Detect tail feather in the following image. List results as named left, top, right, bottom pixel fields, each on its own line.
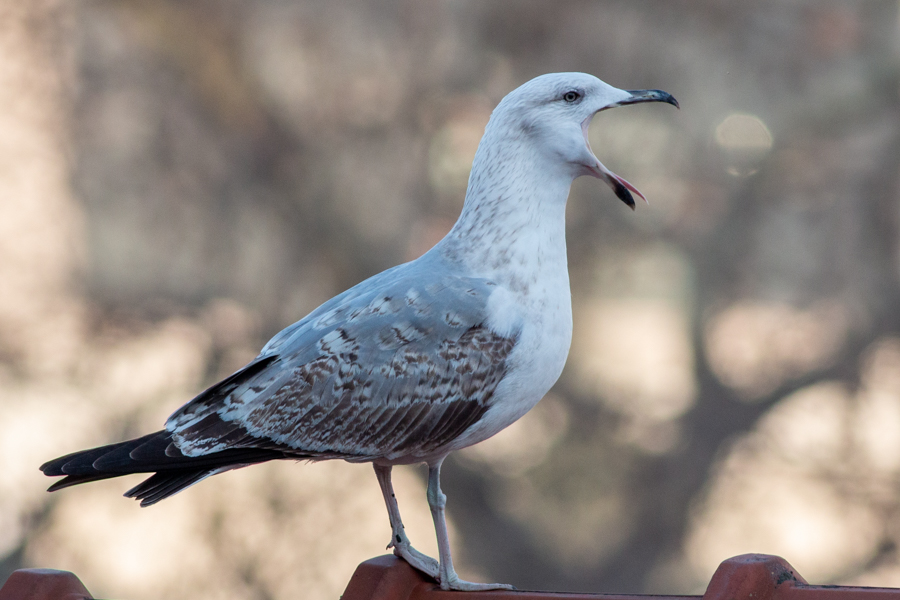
left=41, top=429, right=294, bottom=505
left=124, top=470, right=216, bottom=506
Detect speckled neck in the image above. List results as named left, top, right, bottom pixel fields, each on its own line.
left=435, top=132, right=574, bottom=294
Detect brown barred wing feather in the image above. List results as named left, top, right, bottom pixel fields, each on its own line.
left=167, top=273, right=520, bottom=462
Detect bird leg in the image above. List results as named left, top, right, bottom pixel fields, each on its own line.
left=373, top=463, right=440, bottom=579
left=426, top=458, right=515, bottom=591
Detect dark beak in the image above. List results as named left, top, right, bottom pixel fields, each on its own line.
left=616, top=89, right=679, bottom=109
left=593, top=88, right=678, bottom=209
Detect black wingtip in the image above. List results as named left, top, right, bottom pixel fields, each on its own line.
left=46, top=472, right=122, bottom=492
left=46, top=478, right=74, bottom=493
left=40, top=454, right=75, bottom=476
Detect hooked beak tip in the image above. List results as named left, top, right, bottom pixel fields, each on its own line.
left=619, top=89, right=679, bottom=110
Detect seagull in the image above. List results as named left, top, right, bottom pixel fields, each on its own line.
left=41, top=73, right=677, bottom=591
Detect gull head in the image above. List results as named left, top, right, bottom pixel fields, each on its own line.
left=485, top=72, right=678, bottom=209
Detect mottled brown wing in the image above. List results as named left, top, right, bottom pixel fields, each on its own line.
left=167, top=272, right=520, bottom=461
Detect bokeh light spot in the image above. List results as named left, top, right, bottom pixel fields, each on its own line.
left=715, top=113, right=773, bottom=151
left=715, top=113, right=774, bottom=177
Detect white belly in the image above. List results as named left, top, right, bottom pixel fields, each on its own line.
left=447, top=278, right=573, bottom=452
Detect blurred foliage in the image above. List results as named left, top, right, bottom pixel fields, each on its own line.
left=3, top=0, right=900, bottom=598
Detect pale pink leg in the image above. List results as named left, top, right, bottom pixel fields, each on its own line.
left=426, top=458, right=515, bottom=591
left=374, top=463, right=440, bottom=579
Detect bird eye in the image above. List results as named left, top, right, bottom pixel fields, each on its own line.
left=562, top=90, right=581, bottom=103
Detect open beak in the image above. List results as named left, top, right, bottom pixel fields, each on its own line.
left=583, top=89, right=679, bottom=210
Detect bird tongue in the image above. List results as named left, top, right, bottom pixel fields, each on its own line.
left=581, top=118, right=646, bottom=211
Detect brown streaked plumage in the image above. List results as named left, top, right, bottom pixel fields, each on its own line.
left=41, top=73, right=677, bottom=591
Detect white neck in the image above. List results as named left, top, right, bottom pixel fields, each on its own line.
left=435, top=132, right=574, bottom=295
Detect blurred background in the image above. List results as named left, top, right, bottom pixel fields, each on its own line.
left=3, top=0, right=900, bottom=598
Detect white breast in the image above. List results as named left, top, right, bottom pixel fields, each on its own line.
left=449, top=252, right=573, bottom=451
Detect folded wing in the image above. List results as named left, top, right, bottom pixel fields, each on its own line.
left=168, top=271, right=519, bottom=462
